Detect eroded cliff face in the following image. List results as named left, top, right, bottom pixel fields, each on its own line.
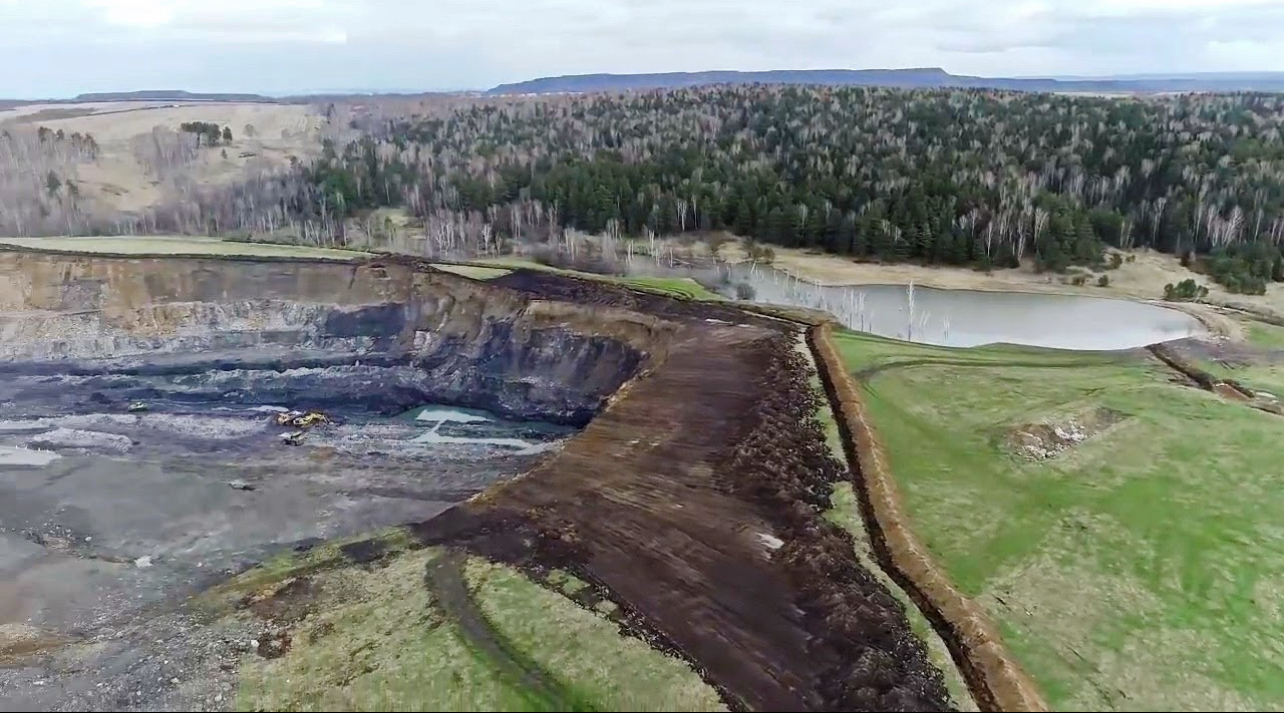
left=0, top=250, right=665, bottom=424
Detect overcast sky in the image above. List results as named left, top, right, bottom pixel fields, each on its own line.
left=2, top=0, right=1283, bottom=97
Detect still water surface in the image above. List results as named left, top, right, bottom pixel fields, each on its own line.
left=729, top=266, right=1205, bottom=350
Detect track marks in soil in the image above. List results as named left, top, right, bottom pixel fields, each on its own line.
left=425, top=550, right=590, bottom=712
left=413, top=273, right=953, bottom=712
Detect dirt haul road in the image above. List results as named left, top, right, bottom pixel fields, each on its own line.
left=413, top=271, right=953, bottom=712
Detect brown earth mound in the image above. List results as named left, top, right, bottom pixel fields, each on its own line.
left=411, top=271, right=953, bottom=712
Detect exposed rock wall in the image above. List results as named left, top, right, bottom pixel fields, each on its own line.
left=0, top=250, right=661, bottom=425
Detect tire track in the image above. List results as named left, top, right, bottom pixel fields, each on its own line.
left=424, top=550, right=592, bottom=712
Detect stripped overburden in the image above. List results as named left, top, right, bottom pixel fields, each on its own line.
left=809, top=323, right=1048, bottom=713
left=411, top=272, right=953, bottom=712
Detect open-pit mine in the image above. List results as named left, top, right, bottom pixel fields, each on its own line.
left=0, top=245, right=1002, bottom=712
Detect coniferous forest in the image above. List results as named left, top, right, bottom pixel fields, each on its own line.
left=187, top=86, right=1284, bottom=292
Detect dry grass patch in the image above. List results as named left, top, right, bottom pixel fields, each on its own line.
left=9, top=102, right=324, bottom=214
left=431, top=263, right=514, bottom=280
left=0, top=236, right=364, bottom=260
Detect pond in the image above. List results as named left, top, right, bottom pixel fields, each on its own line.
left=728, top=265, right=1206, bottom=351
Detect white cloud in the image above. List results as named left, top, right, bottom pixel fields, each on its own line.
left=74, top=0, right=347, bottom=40
left=0, top=0, right=1282, bottom=97
left=79, top=0, right=175, bottom=28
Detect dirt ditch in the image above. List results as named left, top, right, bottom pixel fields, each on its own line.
left=810, top=323, right=1048, bottom=713
left=1147, top=342, right=1283, bottom=415
left=410, top=273, right=953, bottom=712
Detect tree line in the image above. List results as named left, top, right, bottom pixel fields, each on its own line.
left=0, top=126, right=97, bottom=235
left=263, top=86, right=1284, bottom=291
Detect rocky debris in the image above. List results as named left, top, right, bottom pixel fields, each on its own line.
left=1005, top=407, right=1126, bottom=460
left=238, top=577, right=319, bottom=629
left=0, top=608, right=254, bottom=712
left=128, top=402, right=149, bottom=413
left=274, top=410, right=331, bottom=429
left=227, top=480, right=255, bottom=491
left=27, top=428, right=134, bottom=454
left=134, top=556, right=154, bottom=568
left=0, top=624, right=61, bottom=660
left=254, top=629, right=292, bottom=660
left=23, top=525, right=83, bottom=553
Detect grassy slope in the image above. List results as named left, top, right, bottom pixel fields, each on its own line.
left=1247, top=321, right=1284, bottom=350
left=468, top=257, right=724, bottom=300
left=1194, top=320, right=1284, bottom=397
left=467, top=559, right=723, bottom=712
left=431, top=263, right=515, bottom=280
left=225, top=538, right=721, bottom=712
left=833, top=330, right=1284, bottom=711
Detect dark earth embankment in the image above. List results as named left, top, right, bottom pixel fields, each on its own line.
left=412, top=272, right=953, bottom=712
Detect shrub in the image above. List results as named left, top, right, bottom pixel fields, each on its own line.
left=748, top=244, right=776, bottom=264
left=1164, top=279, right=1209, bottom=302
left=1206, top=243, right=1281, bottom=294
left=704, top=233, right=732, bottom=257
left=1108, top=253, right=1123, bottom=270
left=1097, top=274, right=1110, bottom=287
left=735, top=282, right=757, bottom=301
left=1071, top=275, right=1087, bottom=286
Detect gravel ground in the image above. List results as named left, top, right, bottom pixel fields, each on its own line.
left=0, top=383, right=563, bottom=711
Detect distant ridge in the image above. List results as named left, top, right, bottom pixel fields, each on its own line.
left=488, top=68, right=1284, bottom=95
left=72, top=90, right=276, bottom=103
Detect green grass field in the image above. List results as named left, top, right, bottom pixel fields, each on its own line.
left=431, top=263, right=515, bottom=280
left=225, top=538, right=721, bottom=712
left=469, top=257, right=724, bottom=300
left=0, top=236, right=365, bottom=260
left=833, top=329, right=1284, bottom=711
left=1247, top=321, right=1284, bottom=350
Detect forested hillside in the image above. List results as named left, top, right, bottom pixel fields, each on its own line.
left=182, top=86, right=1284, bottom=291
